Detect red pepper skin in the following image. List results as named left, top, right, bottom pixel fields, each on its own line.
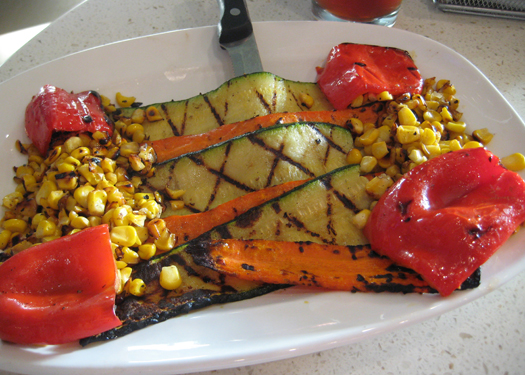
left=0, top=225, right=121, bottom=345
left=364, top=148, right=525, bottom=296
left=316, top=43, right=424, bottom=110
left=25, top=85, right=113, bottom=155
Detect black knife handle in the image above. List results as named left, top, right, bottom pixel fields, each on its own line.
left=218, top=0, right=253, bottom=44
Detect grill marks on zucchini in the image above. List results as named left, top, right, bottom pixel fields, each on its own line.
left=113, top=73, right=334, bottom=141
left=148, top=122, right=354, bottom=215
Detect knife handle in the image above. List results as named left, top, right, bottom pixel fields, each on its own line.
left=218, top=0, right=253, bottom=44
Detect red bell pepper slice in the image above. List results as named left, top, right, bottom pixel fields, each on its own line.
left=364, top=148, right=525, bottom=296
left=316, top=43, right=424, bottom=110
left=25, top=85, right=113, bottom=155
left=0, top=225, right=121, bottom=345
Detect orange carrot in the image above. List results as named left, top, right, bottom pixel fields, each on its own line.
left=165, top=180, right=307, bottom=247
left=151, top=106, right=383, bottom=163
left=186, top=239, right=437, bottom=293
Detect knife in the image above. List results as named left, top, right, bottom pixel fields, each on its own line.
left=217, top=0, right=263, bottom=76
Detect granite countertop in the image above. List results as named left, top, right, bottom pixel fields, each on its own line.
left=0, top=0, right=524, bottom=374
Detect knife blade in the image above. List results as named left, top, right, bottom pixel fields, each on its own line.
left=217, top=0, right=263, bottom=76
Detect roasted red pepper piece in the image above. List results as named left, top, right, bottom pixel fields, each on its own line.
left=25, top=85, right=113, bottom=155
left=364, top=148, right=525, bottom=296
left=0, top=225, right=121, bottom=345
left=316, top=43, right=424, bottom=110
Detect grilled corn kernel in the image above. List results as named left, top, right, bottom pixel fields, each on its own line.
left=139, top=199, right=161, bottom=219
left=154, top=229, right=176, bottom=252
left=371, top=141, right=389, bottom=160
left=444, top=121, right=467, bottom=134
left=360, top=156, right=377, bottom=173
left=159, top=265, right=182, bottom=290
left=423, top=110, right=442, bottom=123
left=36, top=219, right=56, bottom=239
left=128, top=278, right=146, bottom=297
left=0, top=230, right=12, bottom=249
left=346, top=148, right=363, bottom=165
left=120, top=142, right=140, bottom=157
left=352, top=209, right=371, bottom=230
left=45, top=146, right=62, bottom=165
left=396, top=126, right=420, bottom=144
left=420, top=128, right=437, bottom=145
left=358, top=128, right=380, bottom=146
left=116, top=92, right=136, bottom=108
left=63, top=136, right=84, bottom=154
left=348, top=118, right=364, bottom=134
left=398, top=106, right=418, bottom=126
left=299, top=93, right=314, bottom=109
left=22, top=174, right=39, bottom=192
left=365, top=174, right=394, bottom=199
left=126, top=123, right=144, bottom=138
left=3, top=219, right=28, bottom=233
left=74, top=185, right=95, bottom=208
left=129, top=154, right=146, bottom=172
left=449, top=139, right=462, bottom=151
left=501, top=153, right=525, bottom=171
left=377, top=91, right=393, bottom=101
left=138, top=243, right=156, bottom=260
left=350, top=94, right=364, bottom=108
left=146, top=106, right=163, bottom=122
left=472, top=128, right=494, bottom=144
left=463, top=141, right=483, bottom=149
left=87, top=189, right=108, bottom=216
left=147, top=218, right=166, bottom=239
left=112, top=206, right=132, bottom=226
left=121, top=247, right=140, bottom=265
left=115, top=260, right=128, bottom=269
left=169, top=200, right=185, bottom=211
left=71, top=215, right=90, bottom=229
left=55, top=171, right=79, bottom=190
left=131, top=108, right=145, bottom=124
left=118, top=267, right=133, bottom=294
left=440, top=107, right=454, bottom=122
left=111, top=226, right=138, bottom=247
left=408, top=149, right=428, bottom=165
left=70, top=146, right=91, bottom=160
left=165, top=188, right=185, bottom=200
left=135, top=226, right=149, bottom=244
left=3, top=191, right=24, bottom=209
left=47, top=190, right=65, bottom=210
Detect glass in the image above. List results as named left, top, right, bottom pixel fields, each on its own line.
left=312, top=0, right=403, bottom=27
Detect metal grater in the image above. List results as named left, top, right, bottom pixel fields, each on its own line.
left=434, top=0, right=525, bottom=20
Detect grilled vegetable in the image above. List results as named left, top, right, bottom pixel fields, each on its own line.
left=316, top=43, right=424, bottom=110
left=187, top=239, right=440, bottom=293
left=0, top=225, right=121, bottom=345
left=165, top=180, right=307, bottom=247
left=25, top=85, right=113, bottom=155
left=364, top=148, right=525, bottom=296
left=114, top=72, right=334, bottom=141
left=150, top=105, right=384, bottom=163
left=147, top=122, right=356, bottom=215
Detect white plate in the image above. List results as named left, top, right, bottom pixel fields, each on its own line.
left=0, top=21, right=524, bottom=375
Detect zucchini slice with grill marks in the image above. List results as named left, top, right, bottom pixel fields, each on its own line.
left=147, top=122, right=355, bottom=216
left=113, top=72, right=334, bottom=141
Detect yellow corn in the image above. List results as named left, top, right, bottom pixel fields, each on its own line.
left=131, top=108, right=145, bottom=124
left=111, top=226, right=138, bottom=247
left=63, top=137, right=84, bottom=154
left=116, top=92, right=136, bottom=108
left=159, top=265, right=182, bottom=290
left=445, top=121, right=467, bottom=133
left=165, top=188, right=185, bottom=200
left=463, top=141, right=483, bottom=149
left=358, top=128, right=380, bottom=146
left=70, top=215, right=90, bottom=229
left=47, top=190, right=65, bottom=210
left=346, top=148, right=363, bottom=165
left=398, top=106, right=418, bottom=126
left=365, top=174, right=394, bottom=199
left=36, top=219, right=57, bottom=239
left=408, top=149, right=428, bottom=165
left=472, top=128, right=494, bottom=144
left=87, top=189, right=108, bottom=216
left=169, top=200, right=185, bottom=211
left=371, top=141, right=389, bottom=160
left=351, top=209, right=371, bottom=230
left=74, top=185, right=95, bottom=208
left=0, top=230, right=12, bottom=249
left=377, top=91, right=393, bottom=101
left=299, top=93, right=314, bottom=108
left=396, top=126, right=420, bottom=144
left=3, top=191, right=24, bottom=210
left=3, top=219, right=28, bottom=233
left=121, top=247, right=140, bottom=265
left=501, top=153, right=525, bottom=171
left=146, top=106, right=163, bottom=122
left=350, top=95, right=364, bottom=108
left=118, top=267, right=133, bottom=294
left=360, top=156, right=377, bottom=173
left=128, top=278, right=146, bottom=296
left=138, top=243, right=156, bottom=260
left=154, top=228, right=176, bottom=252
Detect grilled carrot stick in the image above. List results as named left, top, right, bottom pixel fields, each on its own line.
left=186, top=238, right=436, bottom=293
left=164, top=180, right=307, bottom=247
left=151, top=106, right=382, bottom=163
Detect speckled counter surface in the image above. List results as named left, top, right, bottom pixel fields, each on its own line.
left=0, top=0, right=524, bottom=374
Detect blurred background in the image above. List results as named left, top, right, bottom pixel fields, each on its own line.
left=0, top=0, right=83, bottom=66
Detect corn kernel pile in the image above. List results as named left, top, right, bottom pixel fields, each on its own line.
left=0, top=94, right=184, bottom=298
